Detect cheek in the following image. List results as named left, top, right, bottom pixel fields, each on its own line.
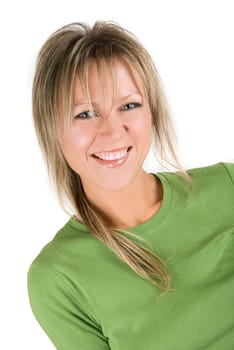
left=60, top=126, right=96, bottom=163
left=133, top=110, right=153, bottom=139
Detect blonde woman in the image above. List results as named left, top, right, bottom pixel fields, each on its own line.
left=27, top=21, right=234, bottom=349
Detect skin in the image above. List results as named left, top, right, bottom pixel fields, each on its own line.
left=60, top=60, right=163, bottom=228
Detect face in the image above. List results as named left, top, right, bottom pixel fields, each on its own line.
left=59, top=60, right=153, bottom=193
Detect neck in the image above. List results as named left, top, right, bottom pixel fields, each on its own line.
left=82, top=171, right=163, bottom=229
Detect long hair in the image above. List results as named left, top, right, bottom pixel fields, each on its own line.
left=32, top=21, right=190, bottom=294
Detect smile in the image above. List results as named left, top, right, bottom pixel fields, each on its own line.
left=92, top=147, right=131, bottom=160
left=91, top=147, right=132, bottom=168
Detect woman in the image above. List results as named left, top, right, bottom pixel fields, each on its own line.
left=27, top=21, right=234, bottom=349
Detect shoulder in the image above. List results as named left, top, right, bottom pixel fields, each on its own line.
left=27, top=216, right=116, bottom=293
left=28, top=218, right=103, bottom=273
left=160, top=161, right=234, bottom=190
left=187, top=162, right=234, bottom=197
left=187, top=162, right=234, bottom=183
left=156, top=162, right=234, bottom=233
left=158, top=162, right=234, bottom=214
left=27, top=218, right=103, bottom=320
left=27, top=229, right=106, bottom=348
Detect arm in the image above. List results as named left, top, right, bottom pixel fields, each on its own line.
left=27, top=263, right=110, bottom=350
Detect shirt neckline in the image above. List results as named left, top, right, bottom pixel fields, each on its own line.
left=68, top=172, right=172, bottom=235
left=126, top=172, right=172, bottom=234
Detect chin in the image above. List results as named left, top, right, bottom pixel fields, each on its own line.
left=91, top=173, right=133, bottom=192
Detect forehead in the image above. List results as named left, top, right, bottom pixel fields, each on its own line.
left=73, top=59, right=144, bottom=102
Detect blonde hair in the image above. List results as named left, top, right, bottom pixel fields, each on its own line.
left=32, top=21, right=190, bottom=294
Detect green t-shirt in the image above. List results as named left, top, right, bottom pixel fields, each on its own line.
left=27, top=162, right=234, bottom=350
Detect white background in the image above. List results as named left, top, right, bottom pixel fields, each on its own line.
left=0, top=0, right=233, bottom=349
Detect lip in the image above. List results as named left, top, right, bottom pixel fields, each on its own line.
left=91, top=146, right=132, bottom=168
left=92, top=146, right=131, bottom=155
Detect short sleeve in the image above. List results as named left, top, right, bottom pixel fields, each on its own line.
left=27, top=263, right=110, bottom=350
left=221, top=162, right=234, bottom=187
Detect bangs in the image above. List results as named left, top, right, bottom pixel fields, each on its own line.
left=59, top=54, right=148, bottom=133
left=44, top=27, right=152, bottom=137
left=57, top=56, right=118, bottom=134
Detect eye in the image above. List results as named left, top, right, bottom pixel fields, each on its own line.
left=120, top=102, right=141, bottom=111
left=74, top=110, right=97, bottom=120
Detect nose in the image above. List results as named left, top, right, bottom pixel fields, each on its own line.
left=98, top=111, right=128, bottom=140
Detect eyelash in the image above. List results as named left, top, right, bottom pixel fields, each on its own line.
left=120, top=102, right=141, bottom=111
left=74, top=111, right=97, bottom=120
left=74, top=102, right=141, bottom=120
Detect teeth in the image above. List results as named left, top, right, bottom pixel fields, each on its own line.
left=94, top=148, right=128, bottom=161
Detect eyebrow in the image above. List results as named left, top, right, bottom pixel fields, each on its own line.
left=73, top=91, right=143, bottom=108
